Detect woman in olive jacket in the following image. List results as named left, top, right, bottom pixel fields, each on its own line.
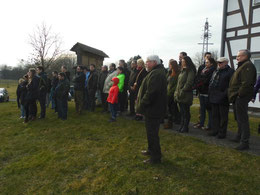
left=174, top=56, right=196, bottom=133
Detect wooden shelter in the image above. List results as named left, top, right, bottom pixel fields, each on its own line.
left=70, top=42, right=109, bottom=69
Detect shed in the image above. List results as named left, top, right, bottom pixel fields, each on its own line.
left=70, top=42, right=109, bottom=69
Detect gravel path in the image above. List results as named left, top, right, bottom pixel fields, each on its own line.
left=123, top=112, right=260, bottom=156
left=166, top=123, right=260, bottom=156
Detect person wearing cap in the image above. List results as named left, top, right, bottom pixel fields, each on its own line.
left=208, top=57, right=234, bottom=139
left=228, top=49, right=257, bottom=150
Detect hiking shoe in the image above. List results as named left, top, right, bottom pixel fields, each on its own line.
left=235, top=143, right=249, bottom=151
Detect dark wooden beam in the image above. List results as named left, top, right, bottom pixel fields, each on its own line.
left=225, top=32, right=260, bottom=41
left=227, top=9, right=241, bottom=15
left=238, top=0, right=247, bottom=26
left=226, top=22, right=260, bottom=32
left=227, top=40, right=235, bottom=69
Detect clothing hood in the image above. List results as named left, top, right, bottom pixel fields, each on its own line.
left=112, top=77, right=119, bottom=86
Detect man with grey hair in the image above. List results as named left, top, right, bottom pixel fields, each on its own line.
left=208, top=57, right=234, bottom=138
left=136, top=55, right=167, bottom=164
left=228, top=49, right=256, bottom=150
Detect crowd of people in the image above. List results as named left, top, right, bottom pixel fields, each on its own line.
left=16, top=49, right=258, bottom=164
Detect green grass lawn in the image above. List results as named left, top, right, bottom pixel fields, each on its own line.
left=0, top=101, right=260, bottom=194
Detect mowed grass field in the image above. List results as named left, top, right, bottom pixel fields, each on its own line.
left=0, top=80, right=260, bottom=194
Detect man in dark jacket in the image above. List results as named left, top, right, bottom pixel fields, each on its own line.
left=36, top=66, right=48, bottom=119
left=87, top=64, right=99, bottom=112
left=51, top=71, right=59, bottom=112
left=128, top=60, right=138, bottom=116
left=228, top=49, right=257, bottom=150
left=208, top=57, right=234, bottom=138
left=98, top=65, right=108, bottom=112
left=136, top=55, right=167, bottom=164
left=73, top=66, right=85, bottom=114
left=25, top=68, right=40, bottom=123
left=55, top=72, right=70, bottom=120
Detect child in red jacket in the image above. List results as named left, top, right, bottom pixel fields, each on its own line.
left=107, top=77, right=119, bottom=122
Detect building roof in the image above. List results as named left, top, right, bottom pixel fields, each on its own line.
left=70, top=42, right=109, bottom=58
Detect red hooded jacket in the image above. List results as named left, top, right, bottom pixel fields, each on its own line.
left=107, top=77, right=119, bottom=104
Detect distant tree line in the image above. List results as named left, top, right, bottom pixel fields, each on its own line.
left=0, top=54, right=77, bottom=80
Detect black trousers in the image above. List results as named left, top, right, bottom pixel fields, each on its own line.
left=88, top=89, right=96, bottom=112
left=118, top=92, right=127, bottom=112
left=25, top=99, right=37, bottom=118
left=179, top=103, right=191, bottom=128
left=129, top=90, right=137, bottom=114
left=101, top=92, right=108, bottom=111
left=233, top=96, right=251, bottom=144
left=211, top=104, right=229, bottom=136
left=145, top=117, right=162, bottom=161
left=38, top=93, right=46, bottom=118
left=168, top=97, right=180, bottom=123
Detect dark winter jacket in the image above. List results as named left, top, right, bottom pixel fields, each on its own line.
left=87, top=70, right=99, bottom=92
left=174, top=68, right=196, bottom=105
left=98, top=70, right=108, bottom=92
left=73, top=72, right=85, bottom=91
left=51, top=77, right=59, bottom=91
left=123, top=67, right=130, bottom=92
left=228, top=60, right=257, bottom=103
left=136, top=64, right=167, bottom=118
left=194, top=65, right=216, bottom=95
left=26, top=76, right=40, bottom=100
left=208, top=65, right=234, bottom=105
left=54, top=79, right=70, bottom=100
left=129, top=68, right=138, bottom=89
left=167, top=72, right=179, bottom=98
left=135, top=68, right=148, bottom=95
left=38, top=72, right=48, bottom=95
left=16, top=80, right=28, bottom=107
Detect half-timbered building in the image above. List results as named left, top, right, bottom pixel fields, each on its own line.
left=221, top=0, right=260, bottom=107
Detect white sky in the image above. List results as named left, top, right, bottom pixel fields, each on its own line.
left=0, top=0, right=223, bottom=67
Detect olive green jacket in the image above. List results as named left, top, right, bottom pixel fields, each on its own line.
left=136, top=64, right=167, bottom=118
left=228, top=60, right=256, bottom=103
left=174, top=68, right=196, bottom=105
left=167, top=73, right=179, bottom=97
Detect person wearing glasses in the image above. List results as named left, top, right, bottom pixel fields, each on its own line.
left=208, top=57, right=234, bottom=139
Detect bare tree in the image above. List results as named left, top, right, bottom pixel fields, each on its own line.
left=193, top=50, right=219, bottom=68
left=29, top=23, right=63, bottom=70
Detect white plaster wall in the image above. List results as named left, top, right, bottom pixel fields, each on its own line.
left=253, top=8, right=260, bottom=24
left=230, top=39, right=248, bottom=54
left=251, top=37, right=260, bottom=52
left=227, top=14, right=243, bottom=29
left=228, top=0, right=240, bottom=12
left=237, top=29, right=249, bottom=36
left=251, top=26, right=260, bottom=34
left=227, top=31, right=235, bottom=37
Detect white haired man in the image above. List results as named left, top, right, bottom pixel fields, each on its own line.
left=228, top=49, right=257, bottom=150
left=136, top=55, right=167, bottom=164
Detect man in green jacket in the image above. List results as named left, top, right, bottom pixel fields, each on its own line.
left=228, top=49, right=256, bottom=150
left=136, top=55, right=167, bottom=164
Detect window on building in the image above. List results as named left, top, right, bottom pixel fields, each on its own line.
left=255, top=0, right=260, bottom=5
left=254, top=59, right=260, bottom=78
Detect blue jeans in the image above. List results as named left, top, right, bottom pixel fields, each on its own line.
left=109, top=103, right=118, bottom=120
left=57, top=98, right=68, bottom=120
left=20, top=105, right=25, bottom=117
left=199, top=95, right=212, bottom=128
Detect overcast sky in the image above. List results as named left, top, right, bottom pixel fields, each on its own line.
left=0, top=0, right=223, bottom=67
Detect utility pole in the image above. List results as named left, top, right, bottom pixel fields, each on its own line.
left=198, top=18, right=214, bottom=62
